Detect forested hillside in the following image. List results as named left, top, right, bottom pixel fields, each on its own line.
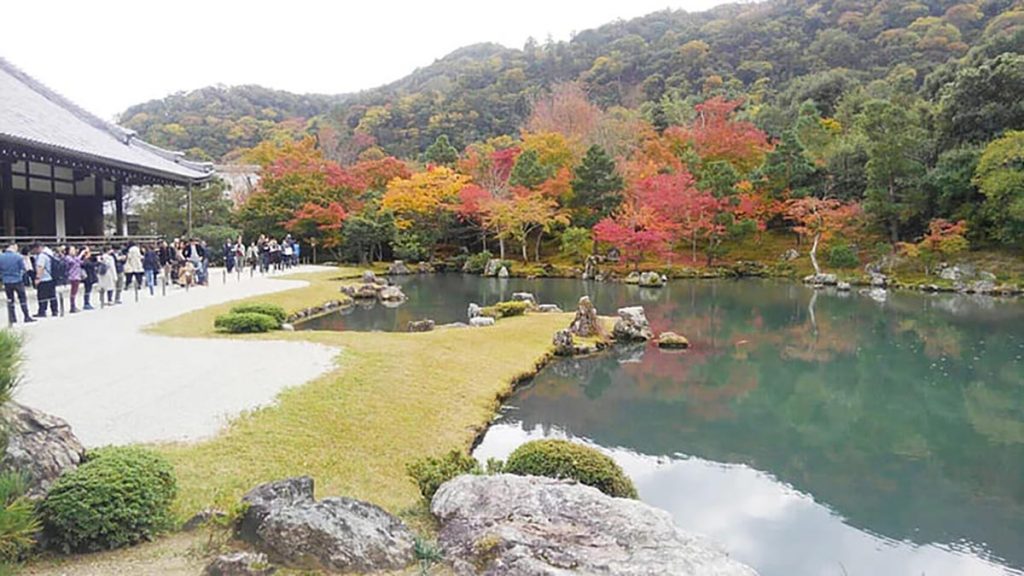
left=120, top=0, right=1024, bottom=161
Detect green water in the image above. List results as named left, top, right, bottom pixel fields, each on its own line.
left=301, top=275, right=1024, bottom=576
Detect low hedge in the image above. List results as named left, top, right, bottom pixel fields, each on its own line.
left=229, top=303, right=287, bottom=324
left=39, top=446, right=177, bottom=553
left=504, top=439, right=637, bottom=499
left=214, top=312, right=280, bottom=333
left=479, top=301, right=529, bottom=319
left=406, top=450, right=481, bottom=500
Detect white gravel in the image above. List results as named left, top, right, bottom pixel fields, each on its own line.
left=11, top=266, right=339, bottom=447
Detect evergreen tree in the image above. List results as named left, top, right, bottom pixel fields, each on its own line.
left=761, top=129, right=818, bottom=198
left=570, top=145, right=624, bottom=228
left=422, top=135, right=459, bottom=166
left=509, top=149, right=552, bottom=189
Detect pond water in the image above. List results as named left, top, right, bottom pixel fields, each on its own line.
left=302, top=275, right=1024, bottom=576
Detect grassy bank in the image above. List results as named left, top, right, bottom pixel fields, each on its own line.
left=146, top=269, right=570, bottom=520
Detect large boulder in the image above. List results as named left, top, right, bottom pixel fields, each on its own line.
left=483, top=259, right=502, bottom=277
left=552, top=329, right=575, bottom=356
left=657, top=332, right=689, bottom=349
left=467, top=303, right=482, bottom=319
left=238, top=477, right=414, bottom=573
left=431, top=474, right=756, bottom=576
left=569, top=296, right=602, bottom=338
left=803, top=273, right=838, bottom=286
left=387, top=260, right=412, bottom=275
left=582, top=255, right=600, bottom=280
left=360, top=270, right=377, bottom=284
left=377, top=285, right=406, bottom=302
left=612, top=306, right=653, bottom=342
left=623, top=271, right=641, bottom=285
left=0, top=402, right=85, bottom=498
left=497, top=266, right=510, bottom=278
left=511, top=292, right=537, bottom=308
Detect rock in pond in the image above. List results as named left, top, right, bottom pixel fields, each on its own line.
left=497, top=266, right=510, bottom=278
left=582, top=255, right=600, bottom=280
left=378, top=285, right=406, bottom=302
left=360, top=270, right=378, bottom=284
left=204, top=551, right=276, bottom=576
left=470, top=316, right=495, bottom=327
left=407, top=319, right=435, bottom=332
left=638, top=271, right=665, bottom=288
left=431, top=474, right=757, bottom=576
left=0, top=402, right=85, bottom=498
left=483, top=258, right=502, bottom=277
left=612, top=306, right=653, bottom=342
left=511, top=292, right=537, bottom=308
left=569, top=296, right=602, bottom=337
left=803, top=273, right=838, bottom=286
left=387, top=260, right=412, bottom=275
left=417, top=261, right=435, bottom=274
left=836, top=281, right=851, bottom=292
left=657, top=331, right=689, bottom=349
left=624, top=271, right=641, bottom=285
left=238, top=477, right=415, bottom=573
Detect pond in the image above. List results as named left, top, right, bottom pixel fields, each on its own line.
left=302, top=274, right=1024, bottom=576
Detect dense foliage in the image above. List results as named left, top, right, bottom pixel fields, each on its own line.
left=39, top=447, right=177, bottom=553
left=0, top=331, right=22, bottom=407
left=0, top=471, right=39, bottom=564
left=478, top=301, right=530, bottom=319
left=126, top=0, right=1024, bottom=269
left=214, top=312, right=280, bottom=333
left=229, top=303, right=287, bottom=325
left=406, top=450, right=481, bottom=500
left=504, top=439, right=638, bottom=498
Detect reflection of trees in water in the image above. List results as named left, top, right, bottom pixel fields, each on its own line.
left=500, top=282, right=1024, bottom=566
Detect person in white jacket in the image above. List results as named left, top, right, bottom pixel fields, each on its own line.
left=97, top=248, right=118, bottom=305
left=124, top=242, right=144, bottom=290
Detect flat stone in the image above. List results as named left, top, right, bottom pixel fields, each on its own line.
left=469, top=316, right=495, bottom=327
left=204, top=551, right=276, bottom=576
left=657, top=332, right=689, bottom=349
left=407, top=319, right=435, bottom=332
left=537, top=304, right=563, bottom=313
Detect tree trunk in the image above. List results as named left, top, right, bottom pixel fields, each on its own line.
left=482, top=231, right=487, bottom=253
left=534, top=228, right=543, bottom=262
left=521, top=239, right=528, bottom=263
left=810, top=232, right=821, bottom=276
left=499, top=237, right=506, bottom=260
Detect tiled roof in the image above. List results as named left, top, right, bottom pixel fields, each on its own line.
left=0, top=58, right=213, bottom=183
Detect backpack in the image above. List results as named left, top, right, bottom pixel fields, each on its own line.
left=49, top=254, right=68, bottom=285
left=96, top=260, right=108, bottom=276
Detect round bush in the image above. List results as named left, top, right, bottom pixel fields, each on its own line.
left=214, top=312, right=279, bottom=333
left=827, top=243, right=859, bottom=269
left=504, top=440, right=637, bottom=499
left=229, top=303, right=286, bottom=324
left=39, top=446, right=177, bottom=553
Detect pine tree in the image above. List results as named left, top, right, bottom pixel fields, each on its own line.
left=422, top=135, right=459, bottom=166
left=570, top=145, right=624, bottom=228
left=508, top=149, right=552, bottom=189
left=761, top=129, right=818, bottom=198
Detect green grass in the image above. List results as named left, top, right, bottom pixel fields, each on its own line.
left=147, top=268, right=571, bottom=525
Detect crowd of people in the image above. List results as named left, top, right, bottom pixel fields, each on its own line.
left=0, top=234, right=302, bottom=325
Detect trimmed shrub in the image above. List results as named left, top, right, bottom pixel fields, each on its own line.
left=828, top=243, right=859, bottom=269
left=39, top=446, right=177, bottom=553
left=0, top=471, right=40, bottom=562
left=214, top=312, right=279, bottom=333
left=504, top=439, right=637, bottom=499
left=229, top=303, right=286, bottom=325
left=406, top=450, right=481, bottom=500
left=479, top=301, right=529, bottom=319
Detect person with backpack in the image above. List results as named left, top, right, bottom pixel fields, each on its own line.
left=143, top=244, right=160, bottom=296
left=32, top=242, right=60, bottom=318
left=124, top=242, right=144, bottom=291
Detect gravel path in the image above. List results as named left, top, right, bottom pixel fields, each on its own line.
left=12, top=266, right=338, bottom=447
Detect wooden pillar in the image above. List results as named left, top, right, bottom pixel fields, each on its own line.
left=186, top=183, right=193, bottom=237
left=0, top=163, right=13, bottom=237
left=114, top=181, right=125, bottom=237
left=93, top=176, right=105, bottom=236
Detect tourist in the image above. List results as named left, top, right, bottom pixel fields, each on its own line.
left=81, top=246, right=97, bottom=310
left=112, top=244, right=126, bottom=304
left=65, top=246, right=85, bottom=313
left=224, top=239, right=235, bottom=274
left=97, top=247, right=117, bottom=305
left=32, top=242, right=59, bottom=318
left=124, top=242, right=144, bottom=291
left=258, top=235, right=270, bottom=273
left=185, top=239, right=205, bottom=285
left=282, top=235, right=293, bottom=269
left=0, top=243, right=33, bottom=324
left=143, top=244, right=160, bottom=295
left=269, top=238, right=281, bottom=271
left=292, top=238, right=301, bottom=266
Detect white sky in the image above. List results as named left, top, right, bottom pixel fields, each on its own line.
left=1, top=0, right=730, bottom=120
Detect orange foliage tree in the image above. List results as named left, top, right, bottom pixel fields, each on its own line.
left=785, top=198, right=862, bottom=275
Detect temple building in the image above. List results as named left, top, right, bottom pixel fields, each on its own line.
left=0, top=57, right=213, bottom=242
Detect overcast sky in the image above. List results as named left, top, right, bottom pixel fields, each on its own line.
left=1, top=1, right=730, bottom=120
